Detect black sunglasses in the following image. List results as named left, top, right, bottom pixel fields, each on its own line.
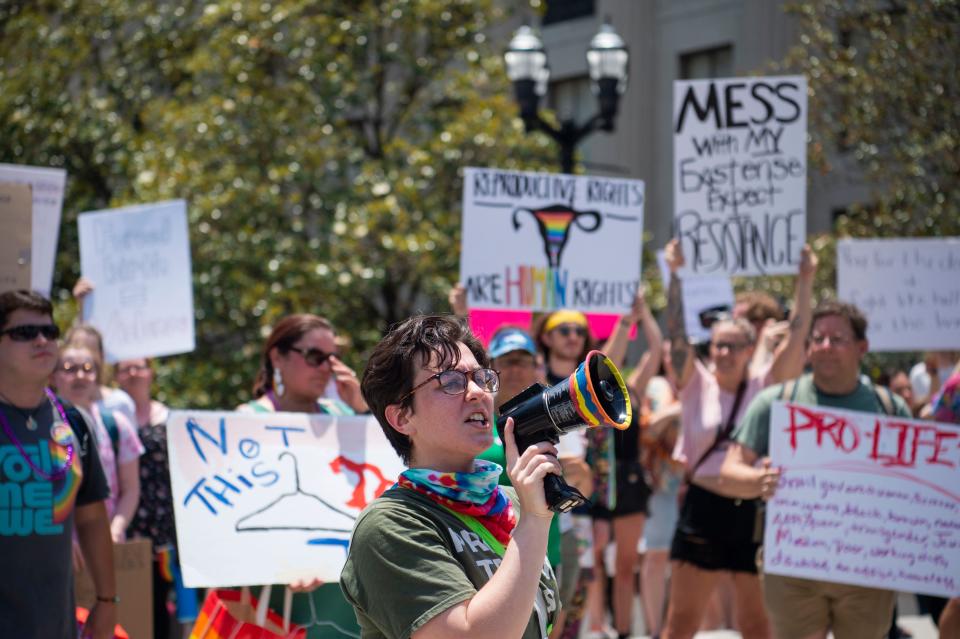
left=0, top=324, right=61, bottom=342
left=287, top=346, right=336, bottom=367
left=556, top=325, right=587, bottom=338
left=400, top=368, right=500, bottom=403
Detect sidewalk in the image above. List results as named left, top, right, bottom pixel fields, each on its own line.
left=582, top=593, right=940, bottom=638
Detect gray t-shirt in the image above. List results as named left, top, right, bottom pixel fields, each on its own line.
left=0, top=397, right=110, bottom=639
left=340, top=486, right=560, bottom=639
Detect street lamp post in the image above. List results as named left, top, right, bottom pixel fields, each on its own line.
left=505, top=22, right=629, bottom=174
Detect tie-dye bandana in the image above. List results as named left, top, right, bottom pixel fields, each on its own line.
left=398, top=460, right=517, bottom=544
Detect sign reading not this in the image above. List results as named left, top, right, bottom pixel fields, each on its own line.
left=78, top=200, right=195, bottom=362
left=673, top=76, right=807, bottom=277
left=765, top=401, right=960, bottom=598
left=167, top=411, right=405, bottom=587
left=837, top=238, right=960, bottom=352
left=460, top=167, right=644, bottom=315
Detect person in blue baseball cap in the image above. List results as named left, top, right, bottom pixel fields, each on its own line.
left=487, top=326, right=541, bottom=413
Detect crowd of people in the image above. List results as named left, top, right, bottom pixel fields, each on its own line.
left=1, top=235, right=959, bottom=639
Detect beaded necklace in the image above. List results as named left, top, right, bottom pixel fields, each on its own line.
left=0, top=387, right=75, bottom=481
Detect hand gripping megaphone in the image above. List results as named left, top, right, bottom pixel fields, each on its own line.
left=497, top=350, right=632, bottom=513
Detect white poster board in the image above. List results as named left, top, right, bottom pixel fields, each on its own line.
left=765, top=401, right=960, bottom=597
left=78, top=200, right=195, bottom=362
left=656, top=250, right=735, bottom=343
left=837, top=237, right=960, bottom=351
left=167, top=411, right=405, bottom=587
left=460, top=167, right=644, bottom=314
left=0, top=163, right=67, bottom=296
left=673, top=76, right=807, bottom=277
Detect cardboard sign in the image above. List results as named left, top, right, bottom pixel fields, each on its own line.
left=75, top=538, right=154, bottom=639
left=836, top=237, right=960, bottom=351
left=765, top=401, right=960, bottom=597
left=0, top=182, right=32, bottom=293
left=656, top=249, right=735, bottom=343
left=167, top=411, right=405, bottom=588
left=460, top=167, right=644, bottom=314
left=0, top=163, right=67, bottom=296
left=78, top=200, right=195, bottom=362
left=673, top=76, right=807, bottom=277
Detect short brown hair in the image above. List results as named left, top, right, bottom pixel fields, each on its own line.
left=361, top=315, right=488, bottom=464
left=254, top=314, right=335, bottom=398
left=811, top=300, right=868, bottom=341
left=0, top=290, right=53, bottom=330
left=735, top=291, right=784, bottom=324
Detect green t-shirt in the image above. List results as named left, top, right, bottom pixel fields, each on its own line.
left=340, top=486, right=560, bottom=639
left=733, top=375, right=911, bottom=457
left=477, top=425, right=562, bottom=568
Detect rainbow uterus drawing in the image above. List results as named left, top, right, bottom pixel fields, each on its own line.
left=512, top=204, right=603, bottom=269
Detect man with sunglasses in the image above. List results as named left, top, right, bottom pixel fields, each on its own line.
left=342, top=315, right=561, bottom=639
left=720, top=300, right=910, bottom=639
left=0, top=290, right=117, bottom=639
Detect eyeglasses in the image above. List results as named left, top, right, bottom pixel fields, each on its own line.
left=400, top=368, right=500, bottom=403
left=555, top=325, right=587, bottom=338
left=116, top=363, right=150, bottom=375
left=288, top=346, right=336, bottom=367
left=58, top=361, right=98, bottom=376
left=0, top=324, right=60, bottom=342
left=809, top=334, right=853, bottom=347
left=711, top=341, right=750, bottom=353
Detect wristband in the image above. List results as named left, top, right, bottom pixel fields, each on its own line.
left=96, top=594, right=120, bottom=604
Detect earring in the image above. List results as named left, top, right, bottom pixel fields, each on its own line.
left=273, top=367, right=285, bottom=397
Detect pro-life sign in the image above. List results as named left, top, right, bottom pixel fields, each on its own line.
left=673, top=76, right=807, bottom=277
left=765, top=401, right=960, bottom=597
left=460, top=167, right=644, bottom=315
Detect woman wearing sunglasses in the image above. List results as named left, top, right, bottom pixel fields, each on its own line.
left=342, top=315, right=560, bottom=639
left=236, top=313, right=367, bottom=634
left=660, top=239, right=815, bottom=639
left=238, top=313, right=367, bottom=416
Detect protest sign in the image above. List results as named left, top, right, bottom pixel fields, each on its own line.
left=836, top=237, right=960, bottom=351
left=78, top=200, right=195, bottom=362
left=0, top=163, right=67, bottom=296
left=167, top=411, right=405, bottom=587
left=656, top=249, right=735, bottom=343
left=765, top=401, right=960, bottom=597
left=75, top=538, right=153, bottom=639
left=0, top=182, right=32, bottom=293
left=460, top=167, right=644, bottom=315
left=673, top=76, right=807, bottom=277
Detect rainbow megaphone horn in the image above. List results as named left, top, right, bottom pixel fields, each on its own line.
left=498, top=350, right=632, bottom=512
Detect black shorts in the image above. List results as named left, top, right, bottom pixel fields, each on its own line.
left=590, top=460, right=651, bottom=519
left=669, top=484, right=761, bottom=573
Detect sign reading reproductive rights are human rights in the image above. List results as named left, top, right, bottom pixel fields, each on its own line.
left=460, top=167, right=644, bottom=315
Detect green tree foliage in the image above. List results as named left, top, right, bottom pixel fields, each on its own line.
left=783, top=0, right=959, bottom=244
left=743, top=1, right=959, bottom=374
left=0, top=1, right=554, bottom=408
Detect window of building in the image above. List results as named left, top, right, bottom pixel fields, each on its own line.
left=679, top=45, right=733, bottom=80
left=542, top=0, right=595, bottom=25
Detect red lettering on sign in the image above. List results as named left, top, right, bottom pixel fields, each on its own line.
left=869, top=420, right=959, bottom=469
left=786, top=404, right=859, bottom=452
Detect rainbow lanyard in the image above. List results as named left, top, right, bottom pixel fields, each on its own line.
left=0, top=388, right=75, bottom=481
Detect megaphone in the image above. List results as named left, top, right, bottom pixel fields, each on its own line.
left=498, top=350, right=632, bottom=513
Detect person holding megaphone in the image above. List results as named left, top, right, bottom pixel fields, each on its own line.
left=341, top=315, right=633, bottom=639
